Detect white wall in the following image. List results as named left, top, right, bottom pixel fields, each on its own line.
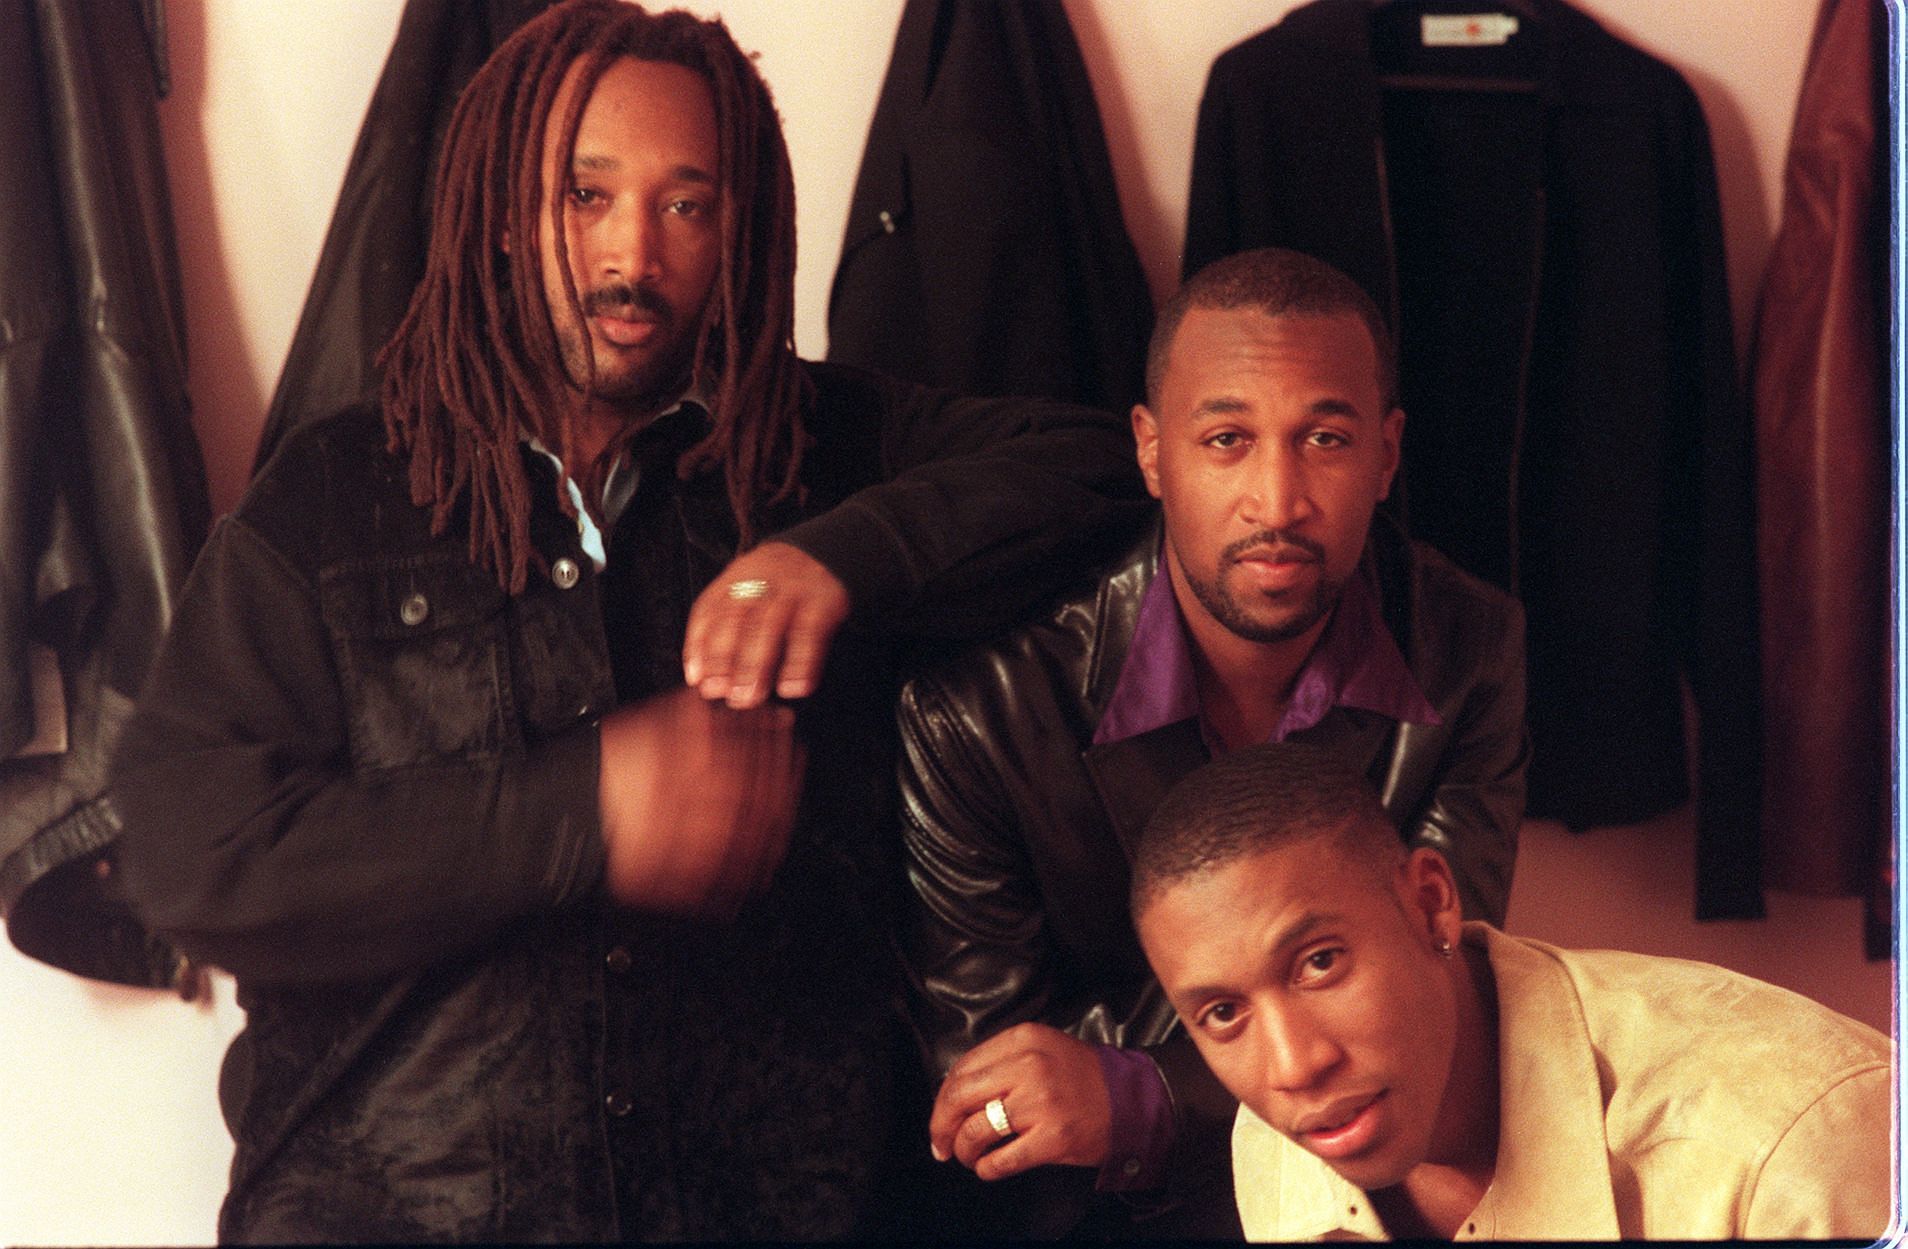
left=2, top=1, right=1886, bottom=1244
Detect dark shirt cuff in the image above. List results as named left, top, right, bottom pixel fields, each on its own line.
left=1094, top=1044, right=1175, bottom=1192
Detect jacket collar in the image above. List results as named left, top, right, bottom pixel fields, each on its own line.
left=1092, top=518, right=1438, bottom=749
left=1078, top=514, right=1436, bottom=860
left=1265, top=0, right=1642, bottom=113
left=1231, top=923, right=1621, bottom=1240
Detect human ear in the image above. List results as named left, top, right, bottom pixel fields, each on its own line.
left=1132, top=405, right=1162, bottom=499
left=1396, top=846, right=1462, bottom=947
left=1377, top=407, right=1405, bottom=500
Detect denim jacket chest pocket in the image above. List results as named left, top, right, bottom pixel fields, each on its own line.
left=319, top=554, right=517, bottom=772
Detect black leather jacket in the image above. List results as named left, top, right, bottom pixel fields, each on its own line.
left=0, top=0, right=210, bottom=989
left=897, top=516, right=1525, bottom=1232
left=112, top=362, right=1149, bottom=1242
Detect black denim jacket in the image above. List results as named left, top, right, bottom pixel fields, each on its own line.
left=112, top=361, right=1148, bottom=1242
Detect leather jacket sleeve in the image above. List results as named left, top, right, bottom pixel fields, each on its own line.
left=111, top=511, right=607, bottom=989
left=897, top=672, right=1236, bottom=1200
left=898, top=676, right=1056, bottom=1074
left=1386, top=557, right=1527, bottom=928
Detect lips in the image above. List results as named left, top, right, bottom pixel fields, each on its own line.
left=1292, top=1091, right=1386, bottom=1160
left=590, top=312, right=660, bottom=348
left=1230, top=543, right=1319, bottom=592
left=1231, top=542, right=1319, bottom=568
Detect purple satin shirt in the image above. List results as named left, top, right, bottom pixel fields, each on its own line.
left=1089, top=556, right=1439, bottom=1192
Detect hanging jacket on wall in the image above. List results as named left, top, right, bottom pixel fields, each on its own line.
left=250, top=0, right=555, bottom=471
left=826, top=0, right=1153, bottom=414
left=1752, top=0, right=1889, bottom=957
left=1184, top=0, right=1762, bottom=919
left=0, top=0, right=212, bottom=986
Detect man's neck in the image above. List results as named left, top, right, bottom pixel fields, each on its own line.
left=1383, top=941, right=1503, bottom=1238
left=1168, top=560, right=1329, bottom=752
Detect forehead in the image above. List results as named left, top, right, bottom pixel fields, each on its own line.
left=547, top=55, right=718, bottom=171
left=1158, top=308, right=1381, bottom=417
left=1138, top=837, right=1393, bottom=991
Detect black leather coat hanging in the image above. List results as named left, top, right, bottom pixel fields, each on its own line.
left=0, top=0, right=212, bottom=985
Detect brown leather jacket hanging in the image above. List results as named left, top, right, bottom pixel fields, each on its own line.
left=1751, top=0, right=1889, bottom=955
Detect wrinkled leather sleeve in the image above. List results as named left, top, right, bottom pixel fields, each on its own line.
left=1385, top=552, right=1528, bottom=928
left=1740, top=1065, right=1894, bottom=1240
left=897, top=672, right=1235, bottom=1203
left=899, top=674, right=1056, bottom=1071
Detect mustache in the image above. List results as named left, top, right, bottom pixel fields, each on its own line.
left=581, top=281, right=671, bottom=322
left=1220, top=529, right=1325, bottom=565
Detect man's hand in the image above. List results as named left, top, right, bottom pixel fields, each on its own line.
left=682, top=542, right=850, bottom=708
left=929, top=1022, right=1113, bottom=1181
left=597, top=687, right=802, bottom=916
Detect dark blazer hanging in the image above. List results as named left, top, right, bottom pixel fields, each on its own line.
left=826, top=0, right=1153, bottom=414
left=0, top=0, right=212, bottom=985
left=1184, top=0, right=1762, bottom=919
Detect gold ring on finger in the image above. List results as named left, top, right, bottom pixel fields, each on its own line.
left=984, top=1096, right=1013, bottom=1139
left=726, top=578, right=770, bottom=601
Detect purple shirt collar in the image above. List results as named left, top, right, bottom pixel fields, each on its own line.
left=1092, top=554, right=1441, bottom=749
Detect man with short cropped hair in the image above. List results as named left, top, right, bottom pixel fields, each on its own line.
left=1132, top=742, right=1891, bottom=1241
left=899, top=247, right=1526, bottom=1236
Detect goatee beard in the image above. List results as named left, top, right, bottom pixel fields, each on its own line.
left=1181, top=528, right=1342, bottom=644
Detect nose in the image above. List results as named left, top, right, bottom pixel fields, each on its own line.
left=595, top=197, right=660, bottom=284
left=1257, top=1003, right=1341, bottom=1094
left=1238, top=445, right=1314, bottom=532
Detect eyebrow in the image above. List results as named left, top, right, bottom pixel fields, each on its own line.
left=571, top=153, right=716, bottom=187
left=1186, top=396, right=1365, bottom=421
left=1190, top=396, right=1251, bottom=419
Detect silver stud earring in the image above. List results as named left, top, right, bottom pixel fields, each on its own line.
left=1434, top=937, right=1455, bottom=959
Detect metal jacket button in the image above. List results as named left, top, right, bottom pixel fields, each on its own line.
left=399, top=592, right=429, bottom=626
left=605, top=1091, right=633, bottom=1117
left=552, top=557, right=580, bottom=590
left=604, top=946, right=632, bottom=974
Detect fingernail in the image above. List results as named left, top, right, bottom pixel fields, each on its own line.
left=684, top=659, right=701, bottom=684
left=931, top=1143, right=948, bottom=1163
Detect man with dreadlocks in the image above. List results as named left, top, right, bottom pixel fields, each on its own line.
left=110, top=1, right=1147, bottom=1241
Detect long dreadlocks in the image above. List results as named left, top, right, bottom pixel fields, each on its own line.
left=379, top=0, right=808, bottom=593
